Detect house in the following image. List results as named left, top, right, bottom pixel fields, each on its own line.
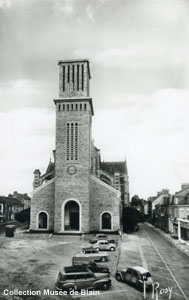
left=8, top=191, right=31, bottom=209
left=0, top=196, right=24, bottom=223
left=145, top=190, right=171, bottom=232
left=170, top=183, right=189, bottom=241
left=30, top=59, right=129, bottom=233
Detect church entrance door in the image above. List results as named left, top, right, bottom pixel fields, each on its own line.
left=64, top=200, right=80, bottom=231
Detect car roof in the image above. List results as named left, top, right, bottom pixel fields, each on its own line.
left=60, top=266, right=91, bottom=275
left=95, top=234, right=107, bottom=237
left=130, top=266, right=150, bottom=274
left=96, top=239, right=109, bottom=243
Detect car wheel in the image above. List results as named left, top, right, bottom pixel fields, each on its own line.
left=68, top=287, right=75, bottom=294
left=115, top=273, right=122, bottom=282
left=110, top=247, right=115, bottom=251
left=136, top=282, right=143, bottom=291
left=101, top=256, right=106, bottom=262
left=102, top=282, right=110, bottom=290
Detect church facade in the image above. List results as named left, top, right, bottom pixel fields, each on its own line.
left=30, top=59, right=129, bottom=233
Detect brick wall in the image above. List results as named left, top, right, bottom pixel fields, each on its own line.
left=30, top=179, right=55, bottom=231
left=54, top=102, right=92, bottom=233
left=89, top=176, right=121, bottom=232
left=59, top=61, right=90, bottom=98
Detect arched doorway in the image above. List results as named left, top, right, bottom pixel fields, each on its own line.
left=64, top=200, right=80, bottom=231
left=38, top=212, right=48, bottom=229
left=101, top=212, right=112, bottom=230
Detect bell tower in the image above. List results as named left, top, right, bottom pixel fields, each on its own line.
left=54, top=59, right=94, bottom=233
left=58, top=59, right=91, bottom=98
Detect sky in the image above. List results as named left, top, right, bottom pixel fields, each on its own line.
left=0, top=0, right=189, bottom=199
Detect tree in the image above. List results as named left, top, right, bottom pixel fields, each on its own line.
left=122, top=207, right=145, bottom=233
left=15, top=208, right=30, bottom=223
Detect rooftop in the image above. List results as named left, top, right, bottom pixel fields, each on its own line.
left=100, top=161, right=127, bottom=175
left=0, top=196, right=23, bottom=206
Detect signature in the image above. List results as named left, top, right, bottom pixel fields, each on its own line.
left=152, top=282, right=172, bottom=299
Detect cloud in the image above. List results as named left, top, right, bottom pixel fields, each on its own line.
left=93, top=88, right=189, bottom=197
left=0, top=0, right=11, bottom=8
left=0, top=107, right=55, bottom=195
left=94, top=44, right=186, bottom=70
left=0, top=79, right=55, bottom=111
left=0, top=88, right=189, bottom=198
left=52, top=0, right=75, bottom=16
left=86, top=0, right=108, bottom=22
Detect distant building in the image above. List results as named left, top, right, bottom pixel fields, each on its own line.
left=145, top=196, right=156, bottom=222
left=0, top=196, right=24, bottom=223
left=100, top=161, right=129, bottom=207
left=146, top=190, right=171, bottom=232
left=30, top=59, right=129, bottom=233
left=170, top=184, right=189, bottom=241
left=8, top=191, right=31, bottom=209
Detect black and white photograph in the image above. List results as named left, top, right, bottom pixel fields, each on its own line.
left=0, top=0, right=189, bottom=299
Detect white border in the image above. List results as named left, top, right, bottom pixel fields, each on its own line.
left=36, top=210, right=49, bottom=231
left=100, top=211, right=113, bottom=231
left=61, top=198, right=82, bottom=233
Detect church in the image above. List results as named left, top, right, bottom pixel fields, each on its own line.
left=30, top=59, right=129, bottom=233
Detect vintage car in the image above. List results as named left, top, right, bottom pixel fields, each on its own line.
left=55, top=265, right=111, bottom=291
left=91, top=240, right=116, bottom=251
left=73, top=261, right=110, bottom=274
left=72, top=248, right=109, bottom=264
left=115, top=266, right=153, bottom=290
left=89, top=234, right=115, bottom=244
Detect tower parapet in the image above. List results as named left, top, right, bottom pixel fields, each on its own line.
left=58, top=59, right=91, bottom=99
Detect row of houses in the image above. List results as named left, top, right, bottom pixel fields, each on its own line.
left=0, top=192, right=31, bottom=223
left=144, top=183, right=189, bottom=242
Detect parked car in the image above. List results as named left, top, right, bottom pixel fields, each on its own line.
left=72, top=248, right=109, bottom=264
left=73, top=261, right=110, bottom=275
left=90, top=234, right=115, bottom=244
left=115, top=266, right=153, bottom=290
left=55, top=265, right=111, bottom=291
left=91, top=240, right=116, bottom=251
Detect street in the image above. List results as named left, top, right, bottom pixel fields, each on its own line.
left=0, top=223, right=189, bottom=300
left=117, top=223, right=189, bottom=300
left=140, top=223, right=189, bottom=300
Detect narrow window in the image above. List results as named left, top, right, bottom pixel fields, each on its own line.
left=68, top=65, right=70, bottom=83
left=67, top=123, right=70, bottom=160
left=80, top=103, right=82, bottom=111
left=102, top=212, right=111, bottom=230
left=58, top=104, right=61, bottom=111
left=71, top=123, right=74, bottom=160
left=82, top=64, right=84, bottom=91
left=75, top=104, right=78, bottom=111
left=63, top=104, right=65, bottom=111
left=84, top=103, right=87, bottom=110
left=63, top=66, right=65, bottom=91
left=71, top=104, right=73, bottom=111
left=67, top=104, right=69, bottom=111
left=77, top=65, right=79, bottom=91
left=75, top=123, right=78, bottom=160
left=67, top=123, right=78, bottom=161
left=72, top=65, right=75, bottom=83
left=38, top=212, right=48, bottom=229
